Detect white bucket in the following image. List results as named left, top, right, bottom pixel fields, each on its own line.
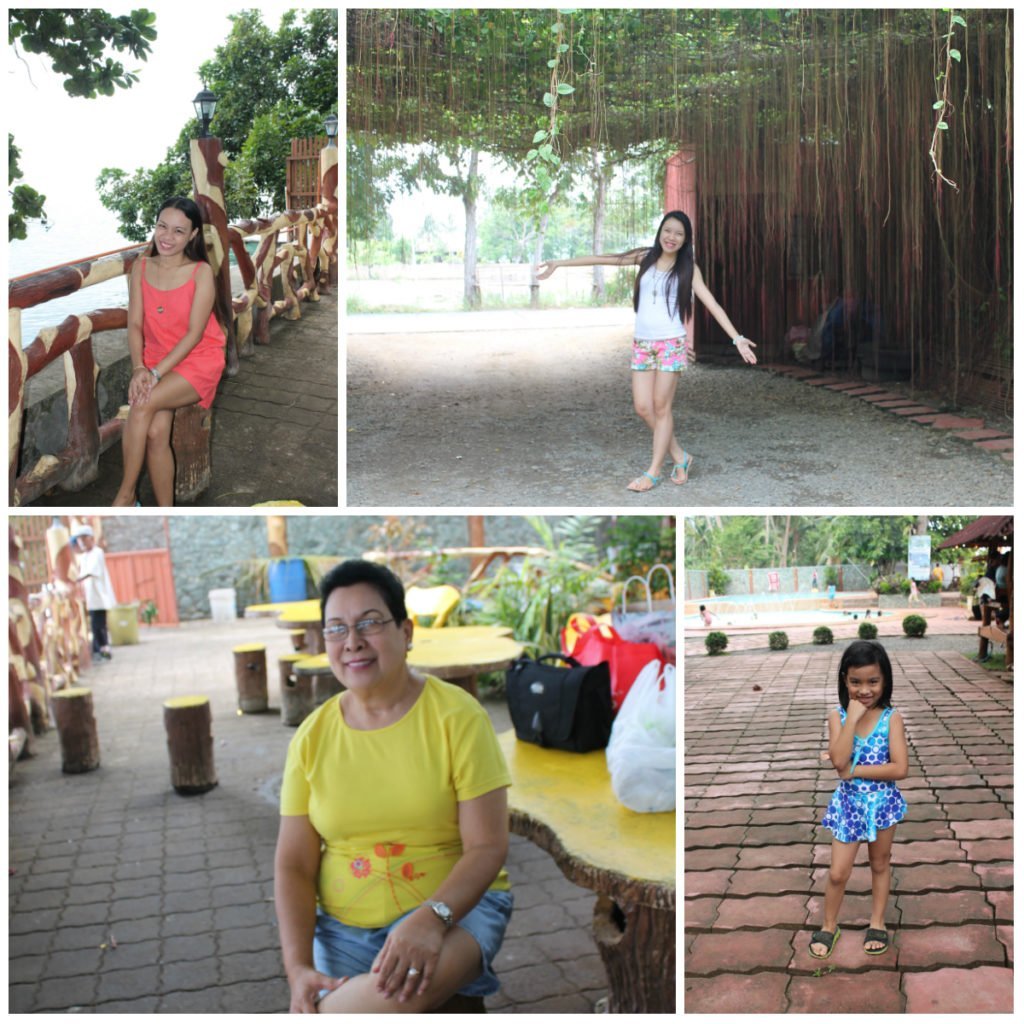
left=208, top=588, right=238, bottom=623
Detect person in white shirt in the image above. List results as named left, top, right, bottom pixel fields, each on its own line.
left=73, top=526, right=118, bottom=660
left=538, top=210, right=756, bottom=492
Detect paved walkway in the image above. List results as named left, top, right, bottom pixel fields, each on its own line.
left=9, top=618, right=605, bottom=1013
left=684, top=649, right=1013, bottom=1013
left=29, top=289, right=337, bottom=508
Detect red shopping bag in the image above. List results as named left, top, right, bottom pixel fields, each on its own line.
left=564, top=621, right=663, bottom=712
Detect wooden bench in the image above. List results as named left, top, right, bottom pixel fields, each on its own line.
left=497, top=729, right=675, bottom=1013
left=171, top=403, right=212, bottom=502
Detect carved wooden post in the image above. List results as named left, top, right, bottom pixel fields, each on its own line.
left=190, top=135, right=237, bottom=376
left=10, top=526, right=50, bottom=732
left=164, top=696, right=218, bottom=794
left=319, top=142, right=339, bottom=290
left=60, top=338, right=101, bottom=491
left=9, top=315, right=27, bottom=499
left=52, top=687, right=100, bottom=773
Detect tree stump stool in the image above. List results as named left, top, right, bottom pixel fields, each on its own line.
left=233, top=643, right=269, bottom=713
left=279, top=652, right=314, bottom=726
left=52, top=687, right=100, bottom=773
left=294, top=654, right=343, bottom=706
left=163, top=696, right=218, bottom=794
left=172, top=403, right=212, bottom=502
left=289, top=629, right=307, bottom=652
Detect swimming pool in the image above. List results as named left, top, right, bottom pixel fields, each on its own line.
left=684, top=590, right=883, bottom=630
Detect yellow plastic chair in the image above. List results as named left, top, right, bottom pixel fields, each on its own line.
left=405, top=585, right=461, bottom=628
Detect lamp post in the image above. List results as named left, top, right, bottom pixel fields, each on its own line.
left=192, top=87, right=218, bottom=138
left=323, top=113, right=338, bottom=148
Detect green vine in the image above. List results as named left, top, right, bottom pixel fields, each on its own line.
left=929, top=10, right=966, bottom=192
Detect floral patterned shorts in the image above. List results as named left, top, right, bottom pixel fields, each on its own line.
left=631, top=335, right=688, bottom=372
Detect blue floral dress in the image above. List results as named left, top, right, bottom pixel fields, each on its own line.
left=822, top=705, right=907, bottom=843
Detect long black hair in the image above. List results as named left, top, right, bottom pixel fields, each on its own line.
left=837, top=639, right=894, bottom=710
left=631, top=210, right=694, bottom=324
left=149, top=196, right=231, bottom=333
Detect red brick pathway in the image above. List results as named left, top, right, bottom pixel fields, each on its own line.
left=684, top=650, right=1013, bottom=1013
left=761, top=365, right=1012, bottom=462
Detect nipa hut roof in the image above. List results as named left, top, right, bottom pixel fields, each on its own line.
left=937, top=517, right=1014, bottom=550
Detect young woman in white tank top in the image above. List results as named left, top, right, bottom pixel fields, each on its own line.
left=537, top=211, right=756, bottom=491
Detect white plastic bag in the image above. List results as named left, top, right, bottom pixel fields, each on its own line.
left=605, top=660, right=675, bottom=813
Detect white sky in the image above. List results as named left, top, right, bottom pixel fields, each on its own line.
left=6, top=4, right=310, bottom=240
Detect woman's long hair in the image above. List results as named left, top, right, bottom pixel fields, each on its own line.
left=149, top=196, right=231, bottom=333
left=630, top=211, right=694, bottom=324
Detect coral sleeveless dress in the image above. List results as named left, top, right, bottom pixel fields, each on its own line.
left=822, top=705, right=907, bottom=843
left=141, top=257, right=226, bottom=408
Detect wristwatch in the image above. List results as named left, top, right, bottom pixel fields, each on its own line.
left=150, top=366, right=162, bottom=382
left=424, top=899, right=454, bottom=929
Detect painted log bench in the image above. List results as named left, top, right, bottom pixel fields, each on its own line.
left=497, top=729, right=675, bottom=1013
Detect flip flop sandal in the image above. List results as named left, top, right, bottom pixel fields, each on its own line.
left=626, top=471, right=662, bottom=492
left=808, top=927, right=841, bottom=959
left=863, top=928, right=889, bottom=955
left=671, top=453, right=693, bottom=484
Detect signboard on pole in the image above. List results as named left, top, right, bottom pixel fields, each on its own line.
left=908, top=535, right=932, bottom=581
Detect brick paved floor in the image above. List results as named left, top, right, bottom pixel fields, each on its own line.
left=9, top=618, right=606, bottom=1013
left=684, top=649, right=1013, bottom=1013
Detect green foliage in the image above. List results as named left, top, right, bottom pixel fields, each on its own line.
left=902, top=614, right=927, bottom=638
left=813, top=626, right=834, bottom=645
left=858, top=621, right=879, bottom=640
left=9, top=8, right=155, bottom=237
left=9, top=8, right=156, bottom=98
left=464, top=516, right=609, bottom=653
left=97, top=9, right=337, bottom=234
left=604, top=517, right=675, bottom=581
left=706, top=566, right=730, bottom=596
left=8, top=134, right=46, bottom=241
left=705, top=631, right=729, bottom=655
left=768, top=631, right=789, bottom=651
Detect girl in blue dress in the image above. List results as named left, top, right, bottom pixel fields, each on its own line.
left=810, top=640, right=908, bottom=959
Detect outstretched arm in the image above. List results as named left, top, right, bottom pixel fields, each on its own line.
left=536, top=249, right=646, bottom=280
left=693, top=264, right=757, bottom=364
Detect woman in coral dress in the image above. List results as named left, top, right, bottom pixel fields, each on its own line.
left=112, top=196, right=227, bottom=506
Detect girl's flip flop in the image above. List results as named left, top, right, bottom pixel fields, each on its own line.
left=626, top=471, right=662, bottom=492
left=671, top=453, right=693, bottom=484
left=808, top=927, right=841, bottom=959
left=863, top=928, right=889, bottom=955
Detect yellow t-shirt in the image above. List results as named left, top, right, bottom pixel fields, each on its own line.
left=280, top=675, right=511, bottom=928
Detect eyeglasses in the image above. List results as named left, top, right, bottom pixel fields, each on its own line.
left=323, top=617, right=395, bottom=641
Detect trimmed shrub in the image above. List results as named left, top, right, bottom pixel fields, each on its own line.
left=705, top=631, right=729, bottom=655
left=858, top=621, right=879, bottom=639
left=813, top=626, right=834, bottom=645
left=903, top=614, right=927, bottom=638
left=768, top=631, right=789, bottom=651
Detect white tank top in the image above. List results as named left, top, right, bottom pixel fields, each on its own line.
left=634, top=265, right=688, bottom=340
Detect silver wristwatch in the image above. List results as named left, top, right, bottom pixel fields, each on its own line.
left=424, top=899, right=454, bottom=929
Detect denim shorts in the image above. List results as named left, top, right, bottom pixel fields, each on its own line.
left=313, top=889, right=513, bottom=998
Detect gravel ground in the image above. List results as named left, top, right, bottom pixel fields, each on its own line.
left=346, top=310, right=1013, bottom=507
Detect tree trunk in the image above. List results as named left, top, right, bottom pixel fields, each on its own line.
left=529, top=210, right=551, bottom=310
left=279, top=654, right=315, bottom=727
left=52, top=687, right=100, bottom=773
left=462, top=149, right=481, bottom=309
left=163, top=696, right=218, bottom=794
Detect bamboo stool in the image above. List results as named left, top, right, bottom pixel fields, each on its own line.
left=163, top=696, right=218, bottom=794
left=52, top=687, right=100, bottom=773
left=233, top=643, right=268, bottom=713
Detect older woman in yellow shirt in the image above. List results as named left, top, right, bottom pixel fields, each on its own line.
left=274, top=560, right=513, bottom=1013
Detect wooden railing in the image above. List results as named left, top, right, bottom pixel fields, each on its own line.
left=8, top=136, right=339, bottom=507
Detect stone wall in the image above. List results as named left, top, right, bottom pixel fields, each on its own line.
left=101, top=515, right=561, bottom=620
